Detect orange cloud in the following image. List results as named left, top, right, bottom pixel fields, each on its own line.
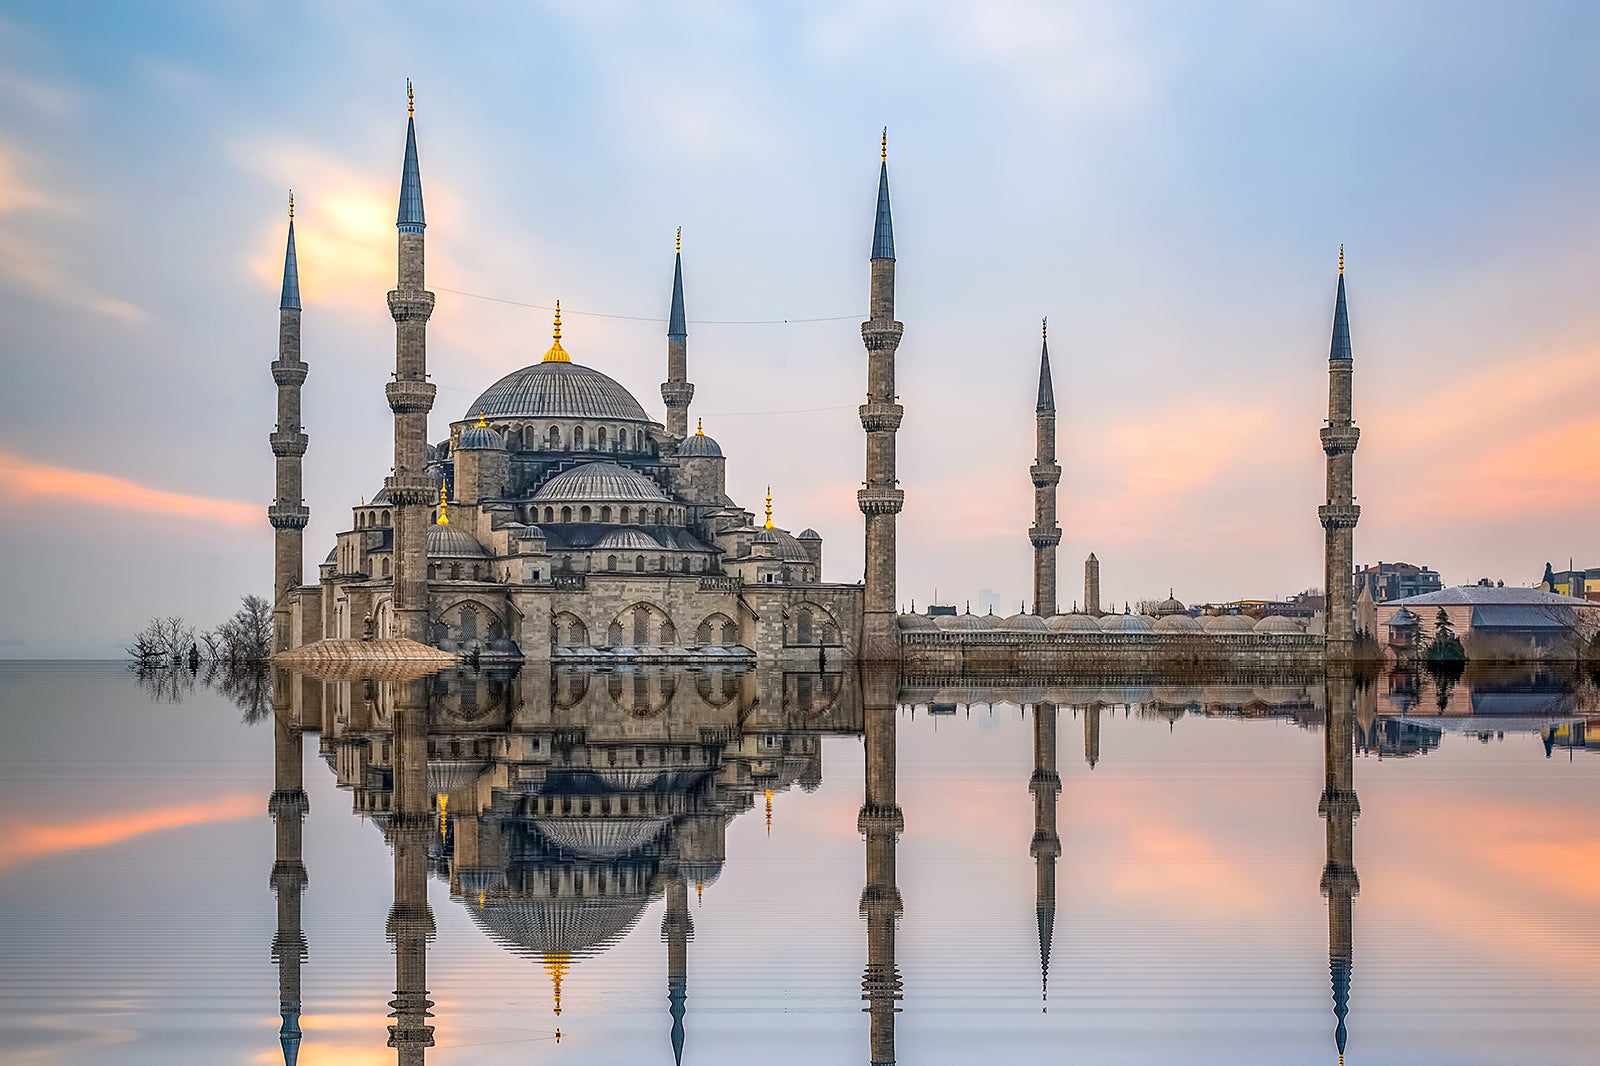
left=0, top=449, right=260, bottom=527
left=0, top=793, right=259, bottom=871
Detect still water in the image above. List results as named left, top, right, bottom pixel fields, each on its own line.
left=1, top=662, right=1597, bottom=1065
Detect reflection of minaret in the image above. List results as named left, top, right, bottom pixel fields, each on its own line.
left=1083, top=703, right=1101, bottom=769
left=387, top=679, right=436, bottom=1064
left=858, top=671, right=904, bottom=1064
left=1320, top=670, right=1360, bottom=1065
left=661, top=867, right=693, bottom=1065
left=1030, top=703, right=1061, bottom=1007
left=269, top=668, right=308, bottom=1065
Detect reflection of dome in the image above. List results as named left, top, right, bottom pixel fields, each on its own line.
left=1100, top=614, right=1154, bottom=633
left=1154, top=613, right=1203, bottom=632
left=471, top=897, right=649, bottom=958
left=534, top=462, right=669, bottom=503
left=428, top=760, right=488, bottom=794
left=467, top=362, right=653, bottom=423
left=532, top=816, right=671, bottom=859
left=1047, top=613, right=1101, bottom=632
left=679, top=861, right=724, bottom=886
left=594, top=528, right=663, bottom=551
left=1003, top=612, right=1049, bottom=631
left=457, top=423, right=506, bottom=450
left=1254, top=615, right=1304, bottom=634
left=1203, top=613, right=1257, bottom=633
left=428, top=525, right=488, bottom=557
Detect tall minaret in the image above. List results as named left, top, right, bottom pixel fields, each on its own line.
left=1084, top=553, right=1101, bottom=616
left=387, top=678, right=436, bottom=1063
left=268, top=668, right=309, bottom=1066
left=1030, top=320, right=1061, bottom=616
left=1029, top=702, right=1062, bottom=1008
left=385, top=81, right=439, bottom=645
left=859, top=129, right=906, bottom=661
left=1320, top=669, right=1360, bottom=1065
left=661, top=865, right=693, bottom=1065
left=661, top=228, right=693, bottom=441
left=858, top=670, right=904, bottom=1064
left=268, top=194, right=310, bottom=653
left=1319, top=248, right=1360, bottom=656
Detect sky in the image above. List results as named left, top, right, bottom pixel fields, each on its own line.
left=3, top=1, right=1600, bottom=656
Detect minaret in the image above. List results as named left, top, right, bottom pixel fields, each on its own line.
left=1030, top=319, right=1061, bottom=616
left=268, top=193, right=310, bottom=653
left=858, top=670, right=904, bottom=1064
left=1083, top=702, right=1101, bottom=769
left=1029, top=703, right=1062, bottom=1008
left=1084, top=553, right=1101, bottom=616
left=1320, top=669, right=1360, bottom=1065
left=387, top=678, right=436, bottom=1063
left=1319, top=248, right=1360, bottom=656
left=661, top=866, right=693, bottom=1065
left=268, top=667, right=309, bottom=1066
left=661, top=228, right=693, bottom=441
left=385, top=81, right=439, bottom=645
left=859, top=129, right=906, bottom=661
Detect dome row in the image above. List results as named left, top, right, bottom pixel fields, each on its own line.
left=898, top=612, right=1305, bottom=635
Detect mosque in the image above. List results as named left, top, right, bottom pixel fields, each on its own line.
left=269, top=85, right=1361, bottom=668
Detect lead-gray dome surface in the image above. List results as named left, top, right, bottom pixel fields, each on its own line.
left=467, top=361, right=653, bottom=423
left=533, top=462, right=670, bottom=503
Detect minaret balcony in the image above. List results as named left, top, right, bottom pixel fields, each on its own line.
left=1320, top=862, right=1361, bottom=897
left=856, top=804, right=905, bottom=834
left=857, top=488, right=905, bottom=515
left=1320, top=424, right=1361, bottom=456
left=1029, top=527, right=1062, bottom=548
left=1030, top=833, right=1062, bottom=860
left=269, top=430, right=308, bottom=457
left=858, top=402, right=904, bottom=433
left=860, top=320, right=904, bottom=350
left=268, top=503, right=311, bottom=530
left=270, top=359, right=308, bottom=386
left=1318, top=787, right=1361, bottom=819
left=660, top=381, right=695, bottom=406
left=385, top=379, right=437, bottom=414
left=1318, top=503, right=1361, bottom=530
left=1030, top=462, right=1061, bottom=487
left=383, top=473, right=436, bottom=507
left=386, top=289, right=436, bottom=322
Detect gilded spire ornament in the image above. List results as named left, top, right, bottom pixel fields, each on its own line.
left=1339, top=244, right=1344, bottom=275
left=696, top=417, right=704, bottom=435
left=881, top=125, right=887, bottom=162
left=764, top=487, right=774, bottom=530
left=477, top=409, right=487, bottom=428
left=407, top=77, right=414, bottom=117
left=437, top=480, right=449, bottom=525
left=288, top=189, right=294, bottom=220
left=543, top=301, right=570, bottom=362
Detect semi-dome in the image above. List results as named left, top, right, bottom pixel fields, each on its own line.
left=594, top=528, right=662, bottom=551
left=457, top=423, right=506, bottom=450
left=1203, top=613, right=1257, bottom=633
left=518, top=524, right=547, bottom=540
left=677, top=431, right=722, bottom=457
left=1047, top=613, right=1101, bottom=632
left=428, top=525, right=488, bottom=558
left=1100, top=614, right=1154, bottom=633
left=467, top=361, right=654, bottom=423
left=1003, top=612, right=1049, bottom=631
left=797, top=528, right=821, bottom=541
left=1254, top=615, right=1304, bottom=634
left=533, top=461, right=669, bottom=503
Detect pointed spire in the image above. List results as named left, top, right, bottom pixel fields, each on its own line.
left=1036, top=317, right=1054, bottom=412
left=396, top=79, right=426, bottom=232
left=669, top=980, right=687, bottom=1065
left=280, top=192, right=301, bottom=311
left=543, top=301, right=570, bottom=363
left=871, top=127, right=895, bottom=261
left=1329, top=246, right=1351, bottom=361
left=1037, top=906, right=1053, bottom=1006
left=1332, top=958, right=1351, bottom=1061
left=668, top=228, right=687, bottom=340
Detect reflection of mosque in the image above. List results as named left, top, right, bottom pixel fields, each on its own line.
left=266, top=667, right=1364, bottom=1063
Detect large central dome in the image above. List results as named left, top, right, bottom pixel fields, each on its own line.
left=467, top=361, right=653, bottom=423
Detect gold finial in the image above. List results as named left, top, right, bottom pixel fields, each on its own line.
left=437, top=480, right=449, bottom=525
left=1338, top=244, right=1344, bottom=275
left=881, top=126, right=887, bottom=162
left=477, top=409, right=487, bottom=428
left=696, top=417, right=704, bottom=436
left=360, top=495, right=365, bottom=507
left=676, top=226, right=682, bottom=254
left=543, top=952, right=570, bottom=1016
left=543, top=301, right=570, bottom=362
left=288, top=189, right=294, bottom=221
left=764, top=486, right=774, bottom=530
left=436, top=793, right=448, bottom=840
left=407, top=78, right=414, bottom=117
left=765, top=788, right=774, bottom=835
left=477, top=889, right=485, bottom=911
left=696, top=879, right=703, bottom=905
left=1042, top=316, right=1047, bottom=340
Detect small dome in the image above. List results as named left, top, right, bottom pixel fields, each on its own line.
left=797, top=528, right=821, bottom=541
left=898, top=614, right=938, bottom=631
left=1254, top=615, right=1304, bottom=634
left=1155, top=594, right=1187, bottom=617
left=518, top=524, right=547, bottom=540
left=1047, top=613, right=1101, bottom=632
left=534, top=461, right=669, bottom=504
left=750, top=527, right=811, bottom=562
left=1154, top=613, right=1203, bottom=633
left=428, top=524, right=488, bottom=558
left=949, top=613, right=994, bottom=631
left=323, top=547, right=337, bottom=564
left=677, top=432, right=723, bottom=457
left=1100, top=614, right=1154, bottom=633
left=594, top=528, right=662, bottom=551
left=369, top=487, right=392, bottom=506
left=1203, top=613, right=1257, bottom=633
left=457, top=423, right=506, bottom=450
left=752, top=528, right=780, bottom=545
left=1003, top=612, right=1049, bottom=631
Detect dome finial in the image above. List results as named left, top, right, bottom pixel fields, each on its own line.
left=764, top=486, right=774, bottom=530
left=407, top=77, right=414, bottom=117
left=542, top=952, right=570, bottom=1016
left=437, top=480, right=449, bottom=525
left=543, top=301, right=570, bottom=363
left=476, top=409, right=486, bottom=428
left=696, top=880, right=703, bottom=905
left=696, top=417, right=704, bottom=436
left=765, top=788, right=774, bottom=834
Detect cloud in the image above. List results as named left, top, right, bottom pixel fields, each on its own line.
left=0, top=793, right=259, bottom=871
left=0, top=449, right=261, bottom=527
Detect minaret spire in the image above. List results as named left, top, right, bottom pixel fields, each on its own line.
left=661, top=228, right=693, bottom=439
left=859, top=129, right=906, bottom=660
left=385, top=81, right=439, bottom=645
left=269, top=191, right=310, bottom=652
left=1319, top=248, right=1360, bottom=655
left=1030, top=317, right=1061, bottom=616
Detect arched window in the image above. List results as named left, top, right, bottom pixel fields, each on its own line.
left=596, top=426, right=607, bottom=450
left=547, top=425, right=560, bottom=448
left=607, top=554, right=617, bottom=571
left=381, top=510, right=391, bottom=527
left=657, top=557, right=666, bottom=570
left=636, top=430, right=645, bottom=451
left=428, top=563, right=438, bottom=580
left=620, top=506, right=630, bottom=524
left=450, top=563, right=462, bottom=580
left=655, top=507, right=664, bottom=525
left=797, top=608, right=814, bottom=645
left=544, top=506, right=555, bottom=523
left=580, top=505, right=592, bottom=522
left=471, top=564, right=481, bottom=580
left=382, top=557, right=391, bottom=578
left=356, top=513, right=364, bottom=529
left=561, top=506, right=572, bottom=523
left=608, top=618, right=624, bottom=645
left=573, top=425, right=585, bottom=449
left=600, top=506, right=612, bottom=523
left=633, top=607, right=649, bottom=645
left=681, top=558, right=690, bottom=573
left=661, top=620, right=676, bottom=644
left=635, top=556, right=645, bottom=572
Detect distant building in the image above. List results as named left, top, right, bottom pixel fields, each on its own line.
left=1538, top=563, right=1600, bottom=602
left=1354, top=561, right=1442, bottom=603
left=1375, top=586, right=1600, bottom=657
